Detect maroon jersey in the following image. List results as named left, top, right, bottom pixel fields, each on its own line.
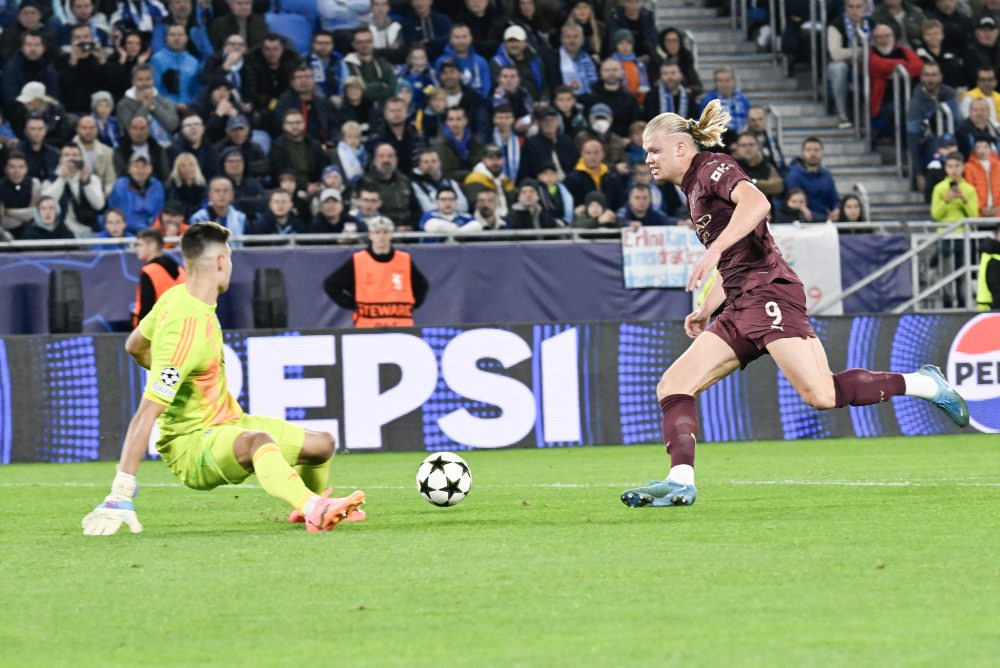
left=681, top=152, right=801, bottom=299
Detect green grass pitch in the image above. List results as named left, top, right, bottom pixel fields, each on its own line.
left=2, top=434, right=999, bottom=666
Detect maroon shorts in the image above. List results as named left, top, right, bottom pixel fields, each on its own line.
left=705, top=280, right=817, bottom=369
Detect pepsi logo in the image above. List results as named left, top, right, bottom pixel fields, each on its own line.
left=947, top=314, right=1000, bottom=433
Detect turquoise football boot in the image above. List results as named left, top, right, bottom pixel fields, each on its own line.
left=621, top=479, right=697, bottom=507
left=917, top=364, right=970, bottom=428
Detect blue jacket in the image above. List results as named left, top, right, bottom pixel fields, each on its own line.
left=190, top=204, right=248, bottom=238
left=436, top=46, right=492, bottom=99
left=151, top=48, right=202, bottom=105
left=784, top=158, right=841, bottom=220
left=151, top=21, right=212, bottom=61
left=108, top=177, right=166, bottom=233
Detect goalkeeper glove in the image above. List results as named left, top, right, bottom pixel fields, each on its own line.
left=82, top=471, right=143, bottom=536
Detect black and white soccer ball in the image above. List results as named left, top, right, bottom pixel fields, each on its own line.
left=415, top=452, right=472, bottom=507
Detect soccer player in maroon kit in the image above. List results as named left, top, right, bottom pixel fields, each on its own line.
left=621, top=100, right=970, bottom=508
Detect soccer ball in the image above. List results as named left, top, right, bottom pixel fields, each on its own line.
left=415, top=452, right=472, bottom=507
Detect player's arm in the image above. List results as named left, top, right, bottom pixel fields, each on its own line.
left=686, top=180, right=771, bottom=291
left=125, top=326, right=152, bottom=370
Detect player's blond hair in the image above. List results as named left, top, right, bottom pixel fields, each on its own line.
left=643, top=99, right=731, bottom=149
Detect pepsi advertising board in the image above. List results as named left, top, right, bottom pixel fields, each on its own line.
left=0, top=315, right=993, bottom=464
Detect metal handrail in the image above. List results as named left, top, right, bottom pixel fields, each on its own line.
left=935, top=101, right=955, bottom=136
left=850, top=31, right=863, bottom=138
left=851, top=182, right=872, bottom=224
left=765, top=103, right=785, bottom=168
left=683, top=29, right=699, bottom=73
left=859, top=31, right=871, bottom=145
left=892, top=63, right=913, bottom=179
left=808, top=0, right=819, bottom=100
left=731, top=0, right=739, bottom=32
left=768, top=0, right=779, bottom=66
left=892, top=264, right=968, bottom=313
left=819, top=0, right=829, bottom=109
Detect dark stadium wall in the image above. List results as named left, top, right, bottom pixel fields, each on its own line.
left=1, top=313, right=995, bottom=464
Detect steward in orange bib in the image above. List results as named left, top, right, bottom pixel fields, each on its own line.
left=131, top=228, right=186, bottom=328
left=323, top=216, right=429, bottom=327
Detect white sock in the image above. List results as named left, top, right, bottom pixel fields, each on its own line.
left=668, top=464, right=695, bottom=486
left=902, top=372, right=938, bottom=400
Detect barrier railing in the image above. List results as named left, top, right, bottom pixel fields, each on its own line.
left=892, top=63, right=913, bottom=179
left=935, top=101, right=955, bottom=137
left=808, top=0, right=829, bottom=105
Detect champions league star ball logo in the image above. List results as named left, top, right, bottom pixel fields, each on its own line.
left=947, top=314, right=1000, bottom=433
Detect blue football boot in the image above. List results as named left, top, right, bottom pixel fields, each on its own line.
left=917, top=364, right=970, bottom=428
left=621, top=478, right=697, bottom=507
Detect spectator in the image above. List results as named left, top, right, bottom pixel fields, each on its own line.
left=269, top=109, right=329, bottom=199
left=456, top=0, right=503, bottom=58
left=617, top=183, right=675, bottom=226
left=93, top=207, right=136, bottom=250
left=976, top=225, right=1000, bottom=310
left=872, top=0, right=927, bottom=50
left=276, top=65, right=339, bottom=149
left=745, top=105, right=786, bottom=174
left=535, top=163, right=573, bottom=225
left=697, top=68, right=752, bottom=141
left=349, top=181, right=385, bottom=227
left=417, top=85, right=448, bottom=139
left=557, top=22, right=598, bottom=96
left=214, top=114, right=267, bottom=178
left=433, top=106, right=486, bottom=182
left=367, top=96, right=425, bottom=175
left=208, top=0, right=267, bottom=51
left=470, top=188, right=505, bottom=232
left=607, top=0, right=658, bottom=60
left=165, top=151, right=207, bottom=217
left=306, top=30, right=341, bottom=98
left=609, top=29, right=649, bottom=105
left=336, top=76, right=377, bottom=133
left=41, top=143, right=106, bottom=238
left=21, top=195, right=75, bottom=241
left=53, top=0, right=111, bottom=49
left=150, top=23, right=201, bottom=110
left=582, top=103, right=628, bottom=168
left=509, top=0, right=556, bottom=55
left=318, top=0, right=369, bottom=35
left=73, top=115, right=117, bottom=196
left=520, top=106, right=579, bottom=181
left=247, top=189, right=308, bottom=236
left=869, top=23, right=924, bottom=134
left=489, top=105, right=523, bottom=181
left=964, top=17, right=1000, bottom=88
left=827, top=0, right=871, bottom=129
left=309, top=187, right=363, bottom=238
left=150, top=0, right=213, bottom=59
left=907, top=61, right=961, bottom=191
left=108, top=0, right=169, bottom=35
left=168, top=114, right=218, bottom=179
left=552, top=86, right=588, bottom=135
left=55, top=22, right=110, bottom=115
left=960, top=67, right=1000, bottom=122
left=114, top=114, right=171, bottom=182
left=491, top=25, right=547, bottom=102
left=490, top=66, right=534, bottom=127
left=507, top=178, right=558, bottom=231
left=341, top=27, right=397, bottom=104
left=115, top=63, right=180, bottom=145
left=916, top=19, right=966, bottom=92
left=956, top=98, right=1000, bottom=158
left=922, top=133, right=960, bottom=201
left=629, top=160, right=686, bottom=220
left=17, top=114, right=60, bottom=182
left=398, top=45, right=438, bottom=110
left=572, top=190, right=620, bottom=229
left=784, top=137, right=841, bottom=221
left=2, top=30, right=60, bottom=107
left=584, top=58, right=641, bottom=138
left=190, top=175, right=248, bottom=236
left=200, top=34, right=255, bottom=114
left=91, top=90, right=122, bottom=148
left=925, top=0, right=972, bottom=57
left=564, top=0, right=603, bottom=58
left=773, top=187, right=815, bottom=224
left=9, top=81, right=72, bottom=146
left=219, top=146, right=264, bottom=216
left=732, top=133, right=784, bottom=210
left=435, top=58, right=489, bottom=138
left=564, top=137, right=627, bottom=211
left=277, top=169, right=313, bottom=221
left=401, top=0, right=452, bottom=61
left=651, top=27, right=702, bottom=98
left=105, top=29, right=151, bottom=100
left=360, top=143, right=415, bottom=230
left=983, top=0, right=1000, bottom=25
left=152, top=202, right=189, bottom=247
left=411, top=146, right=469, bottom=213
left=0, top=2, right=56, bottom=64
left=435, top=23, right=491, bottom=99
left=0, top=152, right=42, bottom=239
left=419, top=185, right=477, bottom=235
left=333, top=121, right=370, bottom=186
left=839, top=194, right=867, bottom=225
left=366, top=0, right=404, bottom=63
left=322, top=216, right=429, bottom=327
left=130, top=226, right=186, bottom=328
left=462, top=143, right=515, bottom=217
left=930, top=152, right=979, bottom=222
left=643, top=62, right=692, bottom=120
left=109, top=154, right=166, bottom=233
left=964, top=138, right=1000, bottom=216
left=248, top=33, right=299, bottom=120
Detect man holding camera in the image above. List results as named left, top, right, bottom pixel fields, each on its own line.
left=40, top=143, right=107, bottom=238
left=56, top=23, right=109, bottom=115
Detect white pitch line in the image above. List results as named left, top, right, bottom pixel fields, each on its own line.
left=1, top=480, right=1000, bottom=489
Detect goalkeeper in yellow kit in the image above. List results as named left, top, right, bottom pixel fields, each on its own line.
left=82, top=222, right=365, bottom=535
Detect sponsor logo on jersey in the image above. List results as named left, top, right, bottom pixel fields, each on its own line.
left=947, top=314, right=1000, bottom=432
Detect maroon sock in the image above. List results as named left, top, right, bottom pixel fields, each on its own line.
left=833, top=369, right=906, bottom=407
left=659, top=394, right=698, bottom=468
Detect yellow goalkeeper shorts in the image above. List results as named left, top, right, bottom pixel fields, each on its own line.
left=158, top=415, right=306, bottom=491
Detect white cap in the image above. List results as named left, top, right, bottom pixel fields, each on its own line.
left=503, top=25, right=528, bottom=42
left=17, top=81, right=52, bottom=104
left=320, top=188, right=342, bottom=202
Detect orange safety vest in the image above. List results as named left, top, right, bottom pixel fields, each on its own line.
left=352, top=250, right=415, bottom=327
left=131, top=261, right=186, bottom=327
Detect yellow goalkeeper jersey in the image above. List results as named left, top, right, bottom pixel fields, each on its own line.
left=139, top=284, right=243, bottom=438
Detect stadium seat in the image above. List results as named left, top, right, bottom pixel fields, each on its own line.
left=253, top=268, right=288, bottom=328
left=272, top=0, right=318, bottom=24
left=265, top=12, right=314, bottom=55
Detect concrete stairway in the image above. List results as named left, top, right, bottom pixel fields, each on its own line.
left=653, top=1, right=928, bottom=221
